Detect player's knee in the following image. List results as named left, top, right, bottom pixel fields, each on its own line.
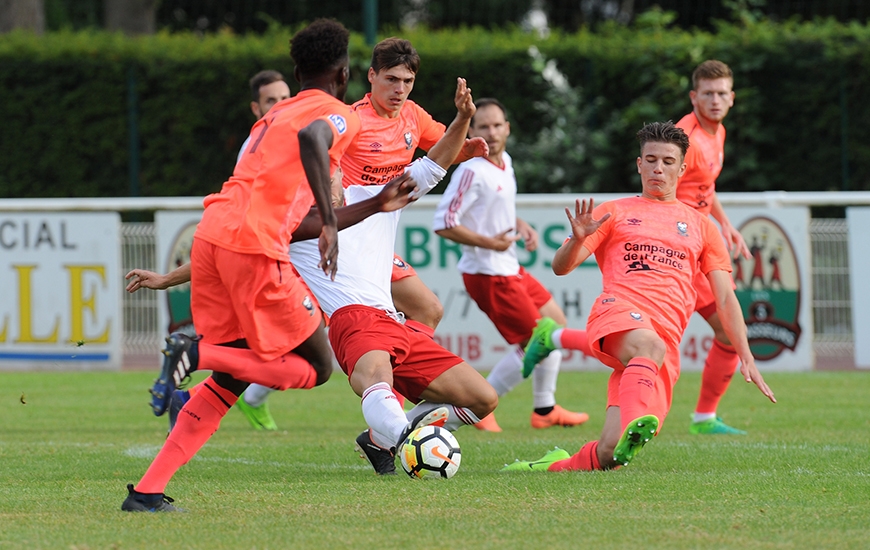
left=417, top=299, right=443, bottom=329
left=312, top=362, right=332, bottom=386
left=636, top=337, right=667, bottom=366
left=471, top=385, right=498, bottom=419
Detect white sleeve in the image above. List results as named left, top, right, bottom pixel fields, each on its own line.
left=236, top=135, right=251, bottom=165
left=432, top=164, right=478, bottom=231
left=406, top=156, right=448, bottom=200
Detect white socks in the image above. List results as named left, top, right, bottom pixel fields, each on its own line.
left=693, top=412, right=717, bottom=423
left=551, top=328, right=564, bottom=349
left=361, top=382, right=408, bottom=449
left=532, top=350, right=561, bottom=409
left=485, top=348, right=525, bottom=396
left=405, top=402, right=481, bottom=432
left=243, top=383, right=275, bottom=407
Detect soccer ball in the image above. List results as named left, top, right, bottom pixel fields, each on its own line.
left=399, top=425, right=461, bottom=479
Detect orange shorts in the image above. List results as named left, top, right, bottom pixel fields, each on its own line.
left=587, top=294, right=681, bottom=428
left=462, top=267, right=551, bottom=345
left=328, top=305, right=463, bottom=404
left=190, top=238, right=321, bottom=361
left=692, top=268, right=737, bottom=319
left=390, top=253, right=417, bottom=282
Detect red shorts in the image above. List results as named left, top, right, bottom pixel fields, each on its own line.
left=587, top=294, right=681, bottom=428
left=390, top=253, right=417, bottom=282
left=190, top=238, right=321, bottom=361
left=692, top=269, right=737, bottom=319
left=328, top=305, right=463, bottom=403
left=462, top=266, right=551, bottom=345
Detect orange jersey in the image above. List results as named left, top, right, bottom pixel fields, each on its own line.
left=196, top=89, right=361, bottom=261
left=580, top=196, right=731, bottom=343
left=340, top=94, right=445, bottom=187
left=675, top=111, right=726, bottom=216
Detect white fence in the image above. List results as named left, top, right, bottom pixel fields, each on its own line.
left=2, top=192, right=869, bottom=369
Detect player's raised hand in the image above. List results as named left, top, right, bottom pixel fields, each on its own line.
left=565, top=198, right=610, bottom=241
left=723, top=223, right=751, bottom=260
left=318, top=225, right=339, bottom=280
left=461, top=136, right=489, bottom=159
left=454, top=77, right=476, bottom=120
left=739, top=355, right=777, bottom=404
left=377, top=172, right=418, bottom=212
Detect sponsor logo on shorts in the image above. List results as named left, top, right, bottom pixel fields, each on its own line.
left=404, top=131, right=413, bottom=150
left=328, top=114, right=347, bottom=134
left=734, top=217, right=803, bottom=360
left=677, top=221, right=688, bottom=237
left=630, top=312, right=643, bottom=321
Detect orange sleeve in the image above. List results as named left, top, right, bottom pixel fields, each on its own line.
left=413, top=103, right=447, bottom=152
left=699, top=216, right=732, bottom=274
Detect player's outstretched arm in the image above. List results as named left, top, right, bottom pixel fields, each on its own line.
left=298, top=119, right=340, bottom=279
left=292, top=172, right=417, bottom=242
left=436, top=226, right=518, bottom=251
left=708, top=269, right=776, bottom=403
left=428, top=78, right=476, bottom=170
left=552, top=198, right=609, bottom=275
left=711, top=194, right=750, bottom=259
left=125, top=264, right=191, bottom=292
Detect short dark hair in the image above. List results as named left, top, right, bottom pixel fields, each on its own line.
left=290, top=19, right=350, bottom=78
left=637, top=121, right=690, bottom=158
left=692, top=59, right=733, bottom=89
left=370, top=37, right=420, bottom=74
left=249, top=70, right=284, bottom=102
left=471, top=97, right=508, bottom=127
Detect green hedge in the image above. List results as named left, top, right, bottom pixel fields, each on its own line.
left=1, top=17, right=868, bottom=199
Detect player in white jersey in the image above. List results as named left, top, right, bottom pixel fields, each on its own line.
left=433, top=98, right=588, bottom=432
left=292, top=78, right=498, bottom=475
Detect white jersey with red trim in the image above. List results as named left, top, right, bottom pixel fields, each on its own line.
left=432, top=153, right=519, bottom=276
left=291, top=157, right=446, bottom=317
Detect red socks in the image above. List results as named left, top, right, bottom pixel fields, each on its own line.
left=548, top=441, right=602, bottom=471
left=199, top=342, right=317, bottom=390
left=558, top=328, right=592, bottom=356
left=695, top=339, right=739, bottom=414
left=135, top=376, right=239, bottom=494
left=618, top=357, right=659, bottom=431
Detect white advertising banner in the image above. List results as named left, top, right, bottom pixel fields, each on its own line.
left=0, top=212, right=122, bottom=370
left=847, top=207, right=870, bottom=369
left=398, top=198, right=813, bottom=372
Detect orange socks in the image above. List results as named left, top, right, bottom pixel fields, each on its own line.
left=135, top=376, right=239, bottom=494
left=618, top=357, right=659, bottom=431
left=695, top=339, right=739, bottom=414
left=548, top=441, right=602, bottom=471
left=555, top=328, right=592, bottom=356
left=198, top=342, right=317, bottom=390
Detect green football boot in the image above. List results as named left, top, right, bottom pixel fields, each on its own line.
left=501, top=448, right=570, bottom=472
left=612, top=414, right=659, bottom=467
left=689, top=415, right=747, bottom=435
left=237, top=395, right=278, bottom=431
left=522, top=317, right=560, bottom=378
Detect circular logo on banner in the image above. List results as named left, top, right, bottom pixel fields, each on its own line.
left=165, top=222, right=197, bottom=335
left=733, top=217, right=802, bottom=360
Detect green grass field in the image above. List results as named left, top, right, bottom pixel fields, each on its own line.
left=1, top=369, right=868, bottom=549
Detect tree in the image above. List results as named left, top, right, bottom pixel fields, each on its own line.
left=104, top=0, right=158, bottom=35
left=0, top=0, right=45, bottom=33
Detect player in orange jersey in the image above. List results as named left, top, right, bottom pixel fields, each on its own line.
left=121, top=20, right=416, bottom=512
left=503, top=121, right=775, bottom=473
left=675, top=60, right=754, bottom=435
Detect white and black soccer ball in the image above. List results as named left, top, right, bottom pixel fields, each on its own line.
left=399, top=425, right=461, bottom=479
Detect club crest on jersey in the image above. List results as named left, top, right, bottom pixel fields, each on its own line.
left=302, top=295, right=314, bottom=315
left=404, top=131, right=413, bottom=150
left=630, top=312, right=643, bottom=321
left=677, top=221, right=688, bottom=236
left=393, top=257, right=408, bottom=270
left=328, top=114, right=347, bottom=134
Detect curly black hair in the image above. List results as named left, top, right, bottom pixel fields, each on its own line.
left=637, top=121, right=690, bottom=158
left=290, top=19, right=350, bottom=78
